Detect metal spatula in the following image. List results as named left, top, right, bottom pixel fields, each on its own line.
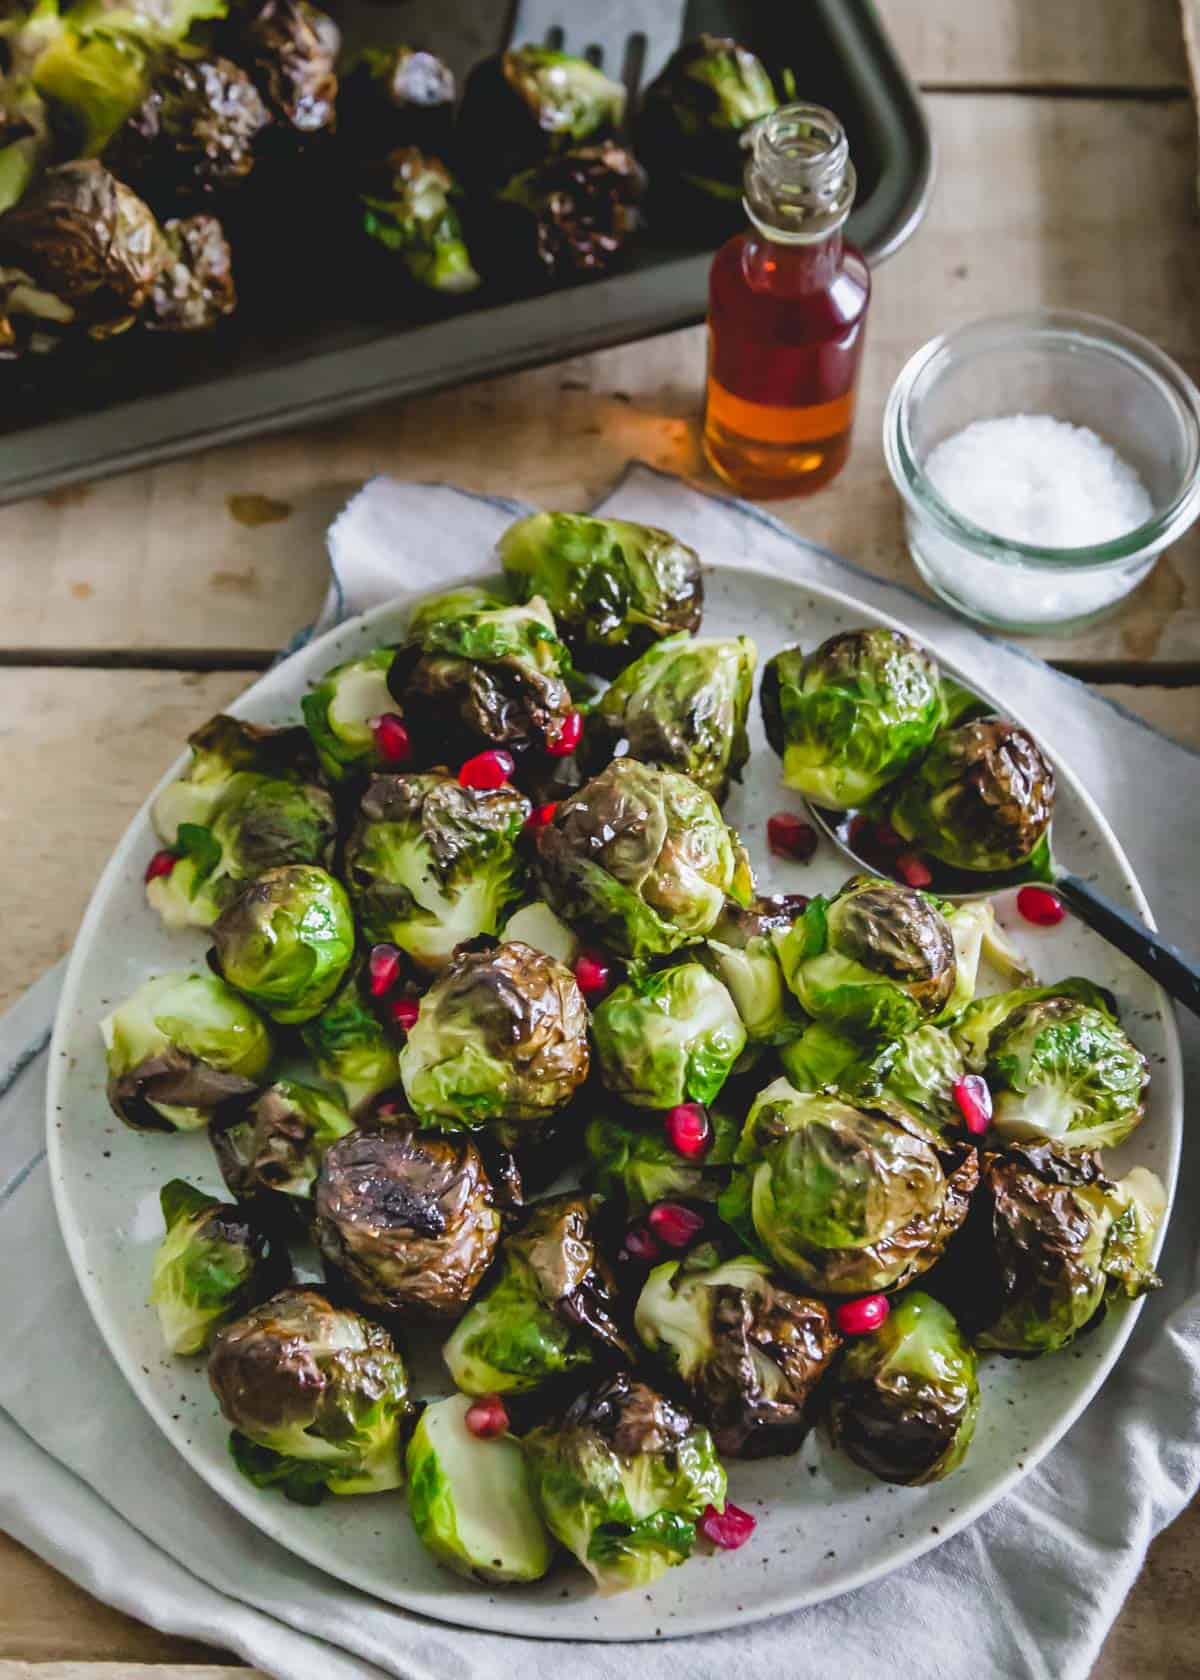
left=508, top=0, right=685, bottom=101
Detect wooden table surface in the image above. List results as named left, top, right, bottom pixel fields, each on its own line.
left=3, top=2, right=1199, bottom=1675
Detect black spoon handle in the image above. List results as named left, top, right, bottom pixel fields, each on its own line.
left=1054, top=875, right=1200, bottom=1020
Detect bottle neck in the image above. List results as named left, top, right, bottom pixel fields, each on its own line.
left=742, top=102, right=856, bottom=248
left=742, top=225, right=845, bottom=295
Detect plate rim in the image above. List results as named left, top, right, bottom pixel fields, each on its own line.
left=46, top=557, right=1184, bottom=1641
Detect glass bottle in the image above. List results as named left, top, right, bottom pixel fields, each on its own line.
left=702, top=103, right=870, bottom=499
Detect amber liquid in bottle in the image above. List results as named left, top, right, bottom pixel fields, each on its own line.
left=702, top=104, right=870, bottom=499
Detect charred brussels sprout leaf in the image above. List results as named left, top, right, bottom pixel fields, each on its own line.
left=345, top=771, right=529, bottom=973
left=361, top=148, right=479, bottom=294
left=444, top=1193, right=628, bottom=1394
left=828, top=1291, right=979, bottom=1484
left=584, top=1104, right=740, bottom=1216
left=591, top=962, right=747, bottom=1110
left=212, top=1077, right=354, bottom=1211
left=228, top=0, right=339, bottom=134
left=890, top=716, right=1056, bottom=873
left=701, top=895, right=806, bottom=1045
left=498, top=511, right=702, bottom=674
left=299, top=976, right=401, bottom=1114
left=210, top=1287, right=410, bottom=1499
left=314, top=1127, right=501, bottom=1321
left=144, top=212, right=235, bottom=331
left=972, top=1145, right=1164, bottom=1355
left=390, top=592, right=574, bottom=762
left=493, top=141, right=644, bottom=286
left=775, top=875, right=958, bottom=1039
left=459, top=45, right=625, bottom=190
left=338, top=45, right=455, bottom=161
left=721, top=1077, right=977, bottom=1294
left=407, top=1394, right=553, bottom=1582
left=151, top=712, right=319, bottom=840
left=104, top=52, right=269, bottom=201
left=638, top=35, right=778, bottom=207
left=399, top=941, right=589, bottom=1132
left=534, top=758, right=744, bottom=961
left=589, top=633, right=755, bottom=802
left=151, top=1178, right=286, bottom=1355
left=211, top=864, right=354, bottom=1025
left=101, top=970, right=272, bottom=1132
left=299, top=647, right=397, bottom=782
left=760, top=631, right=945, bottom=812
left=635, top=1245, right=839, bottom=1458
left=522, top=1372, right=726, bottom=1592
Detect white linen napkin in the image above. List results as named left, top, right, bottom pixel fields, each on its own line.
left=3, top=464, right=1198, bottom=1680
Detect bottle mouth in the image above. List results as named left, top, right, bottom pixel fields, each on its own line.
left=743, top=103, right=857, bottom=243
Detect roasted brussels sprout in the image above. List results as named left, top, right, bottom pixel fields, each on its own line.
left=720, top=1077, right=978, bottom=1294
left=588, top=633, right=755, bottom=802
left=407, top=1393, right=553, bottom=1583
left=498, top=511, right=702, bottom=674
left=637, top=35, right=778, bottom=208
left=584, top=1104, right=740, bottom=1216
left=444, top=1193, right=628, bottom=1394
left=211, top=1077, right=354, bottom=1213
left=300, top=975, right=402, bottom=1114
left=313, top=1126, right=501, bottom=1321
left=209, top=1286, right=410, bottom=1501
left=970, top=1144, right=1164, bottom=1355
left=399, top=941, right=589, bottom=1134
left=144, top=211, right=235, bottom=330
left=104, top=52, right=269, bottom=201
left=102, top=970, right=272, bottom=1132
left=361, top=147, right=479, bottom=294
left=827, top=1291, right=979, bottom=1484
left=890, top=716, right=1056, bottom=874
left=522, top=1372, right=726, bottom=1592
left=300, top=647, right=397, bottom=782
left=492, top=141, right=644, bottom=287
left=66, top=0, right=228, bottom=44
left=635, top=1245, right=839, bottom=1458
left=227, top=0, right=339, bottom=135
left=30, top=26, right=150, bottom=157
left=701, top=894, right=806, bottom=1045
left=775, top=875, right=957, bottom=1039
left=954, top=982, right=1148, bottom=1151
left=344, top=771, right=529, bottom=973
left=211, top=864, right=355, bottom=1025
left=0, top=159, right=167, bottom=337
left=151, top=1178, right=286, bottom=1355
left=591, top=963, right=746, bottom=1110
left=389, top=593, right=574, bottom=764
left=534, top=758, right=745, bottom=961
left=338, top=44, right=455, bottom=162
left=760, top=631, right=945, bottom=812
left=147, top=772, right=335, bottom=930
left=458, top=45, right=625, bottom=190
left=151, top=712, right=318, bottom=841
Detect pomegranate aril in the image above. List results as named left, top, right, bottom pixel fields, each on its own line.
left=647, top=1200, right=705, bottom=1250
left=389, top=996, right=420, bottom=1033
left=873, top=821, right=904, bottom=852
left=767, top=811, right=818, bottom=863
left=847, top=813, right=872, bottom=851
left=368, top=942, right=403, bottom=998
left=1017, top=885, right=1065, bottom=927
left=574, top=951, right=611, bottom=998
left=664, top=1102, right=712, bottom=1160
left=459, top=749, right=515, bottom=790
left=371, top=713, right=412, bottom=765
left=699, top=1502, right=757, bottom=1550
left=545, top=710, right=583, bottom=758
left=952, top=1073, right=993, bottom=1135
left=464, top=1394, right=509, bottom=1439
left=526, top=801, right=558, bottom=831
left=144, top=849, right=177, bottom=883
left=836, top=1294, right=890, bottom=1336
left=894, top=851, right=933, bottom=888
left=620, top=1223, right=662, bottom=1266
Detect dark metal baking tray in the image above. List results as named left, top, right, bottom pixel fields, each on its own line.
left=0, top=0, right=933, bottom=506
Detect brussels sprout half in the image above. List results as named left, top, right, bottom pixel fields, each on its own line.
left=637, top=35, right=778, bottom=208
left=151, top=1178, right=287, bottom=1356
left=145, top=212, right=236, bottom=333
left=152, top=713, right=320, bottom=841
left=300, top=974, right=402, bottom=1114
left=361, top=148, right=480, bottom=295
left=636, top=1245, right=840, bottom=1458
left=103, top=50, right=269, bottom=202
left=591, top=962, right=746, bottom=1110
left=102, top=970, right=272, bottom=1132
left=210, top=1287, right=410, bottom=1502
left=827, top=1291, right=980, bottom=1485
left=584, top=1104, right=741, bottom=1217
left=760, top=631, right=945, bottom=812
left=522, top=1372, right=727, bottom=1593
left=720, top=1077, right=977, bottom=1295
left=211, top=1077, right=354, bottom=1213
left=338, top=45, right=455, bottom=162
left=701, top=895, right=807, bottom=1046
left=211, top=864, right=355, bottom=1025
left=345, top=771, right=529, bottom=973
left=589, top=633, right=755, bottom=802
left=458, top=45, right=626, bottom=191
left=499, top=511, right=702, bottom=674
left=444, top=1194, right=629, bottom=1394
left=300, top=648, right=398, bottom=783
left=407, top=1394, right=553, bottom=1583
left=227, top=0, right=340, bottom=135
left=491, top=141, right=645, bottom=288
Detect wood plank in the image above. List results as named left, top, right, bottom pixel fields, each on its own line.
left=0, top=96, right=1195, bottom=666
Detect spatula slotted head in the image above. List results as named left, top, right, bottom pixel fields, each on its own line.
left=507, top=0, right=685, bottom=100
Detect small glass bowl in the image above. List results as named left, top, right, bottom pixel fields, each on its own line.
left=883, top=310, right=1200, bottom=632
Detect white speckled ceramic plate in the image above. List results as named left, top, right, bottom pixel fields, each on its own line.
left=47, top=564, right=1182, bottom=1641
